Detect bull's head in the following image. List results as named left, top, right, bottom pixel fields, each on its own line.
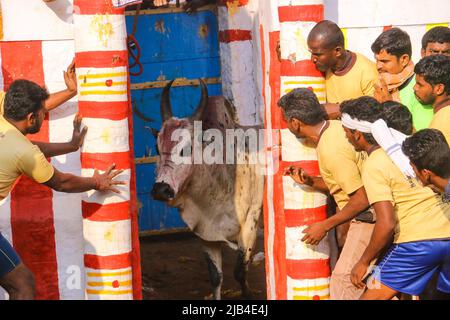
left=151, top=79, right=208, bottom=202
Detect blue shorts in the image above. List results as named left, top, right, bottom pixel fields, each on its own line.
left=0, top=232, right=21, bottom=278
left=369, top=240, right=450, bottom=295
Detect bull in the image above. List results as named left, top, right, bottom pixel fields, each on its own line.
left=147, top=79, right=264, bottom=299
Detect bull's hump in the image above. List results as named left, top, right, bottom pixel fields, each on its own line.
left=201, top=96, right=239, bottom=130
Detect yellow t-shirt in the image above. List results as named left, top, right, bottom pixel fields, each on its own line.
left=325, top=52, right=378, bottom=104
left=362, top=148, right=450, bottom=244
left=429, top=106, right=450, bottom=144
left=0, top=116, right=54, bottom=199
left=316, top=120, right=366, bottom=210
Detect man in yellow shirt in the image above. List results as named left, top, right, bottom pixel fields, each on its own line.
left=0, top=58, right=77, bottom=114
left=371, top=28, right=434, bottom=131
left=307, top=20, right=378, bottom=118
left=340, top=98, right=450, bottom=299
left=403, top=129, right=450, bottom=203
left=0, top=80, right=124, bottom=300
left=413, top=54, right=450, bottom=142
left=279, top=88, right=376, bottom=300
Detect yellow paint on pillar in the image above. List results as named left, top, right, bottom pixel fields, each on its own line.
left=341, top=28, right=348, bottom=49
left=90, top=14, right=114, bottom=47
left=101, top=128, right=111, bottom=145
left=426, top=23, right=449, bottom=31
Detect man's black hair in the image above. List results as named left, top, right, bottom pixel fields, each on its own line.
left=381, top=101, right=413, bottom=135
left=415, top=55, right=450, bottom=95
left=4, top=79, right=49, bottom=121
left=278, top=88, right=327, bottom=125
left=307, top=20, right=345, bottom=49
left=340, top=96, right=383, bottom=145
left=421, top=26, right=450, bottom=50
left=402, top=129, right=450, bottom=178
left=371, top=28, right=412, bottom=58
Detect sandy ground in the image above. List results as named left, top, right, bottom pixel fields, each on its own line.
left=140, top=232, right=267, bottom=300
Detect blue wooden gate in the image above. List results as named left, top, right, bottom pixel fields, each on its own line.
left=125, top=5, right=222, bottom=233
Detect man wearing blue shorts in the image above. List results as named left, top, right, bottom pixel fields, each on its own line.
left=339, top=97, right=450, bottom=299
left=0, top=80, right=124, bottom=299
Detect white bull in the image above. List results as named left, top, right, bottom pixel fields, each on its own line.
left=147, top=79, right=264, bottom=299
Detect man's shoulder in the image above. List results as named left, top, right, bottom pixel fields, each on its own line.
left=354, top=52, right=376, bottom=68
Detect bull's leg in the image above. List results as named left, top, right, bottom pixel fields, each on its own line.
left=235, top=209, right=261, bottom=299
left=202, top=241, right=223, bottom=300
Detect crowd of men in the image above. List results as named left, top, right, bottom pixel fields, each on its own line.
left=0, top=0, right=449, bottom=300
left=282, top=23, right=450, bottom=300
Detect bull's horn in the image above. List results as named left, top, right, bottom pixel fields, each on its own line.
left=191, top=78, right=208, bottom=121
left=160, top=79, right=175, bottom=122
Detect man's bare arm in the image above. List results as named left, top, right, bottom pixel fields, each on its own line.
left=351, top=201, right=396, bottom=289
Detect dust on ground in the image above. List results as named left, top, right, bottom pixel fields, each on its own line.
left=140, top=232, right=267, bottom=300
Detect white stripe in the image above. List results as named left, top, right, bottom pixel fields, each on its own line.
left=0, top=195, right=12, bottom=300
left=43, top=40, right=86, bottom=299
left=83, top=220, right=132, bottom=256
left=81, top=118, right=130, bottom=154
left=0, top=0, right=74, bottom=41
left=282, top=176, right=328, bottom=210
left=219, top=41, right=260, bottom=126
left=281, top=129, right=318, bottom=162
left=285, top=226, right=330, bottom=260
left=280, top=21, right=317, bottom=62
left=76, top=66, right=128, bottom=102
left=81, top=169, right=130, bottom=205
left=73, top=14, right=127, bottom=52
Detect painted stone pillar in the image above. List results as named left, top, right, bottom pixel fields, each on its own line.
left=73, top=0, right=141, bottom=300
left=258, top=0, right=331, bottom=300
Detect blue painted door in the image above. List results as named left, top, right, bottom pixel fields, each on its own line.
left=126, top=8, right=222, bottom=232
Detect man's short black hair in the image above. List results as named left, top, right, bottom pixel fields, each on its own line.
left=421, top=26, right=450, bottom=50
left=402, top=129, right=450, bottom=178
left=415, top=55, right=450, bottom=95
left=381, top=101, right=413, bottom=135
left=4, top=79, right=49, bottom=121
left=340, top=96, right=383, bottom=145
left=308, top=20, right=345, bottom=49
left=277, top=88, right=327, bottom=125
left=371, top=28, right=412, bottom=58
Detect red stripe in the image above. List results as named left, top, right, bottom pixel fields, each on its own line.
left=218, top=0, right=249, bottom=6
left=219, top=30, right=252, bottom=43
left=286, top=259, right=330, bottom=280
left=81, top=152, right=131, bottom=170
left=78, top=101, right=129, bottom=120
left=74, top=0, right=124, bottom=15
left=383, top=25, right=393, bottom=32
left=125, top=71, right=143, bottom=299
left=279, top=160, right=321, bottom=177
left=280, top=59, right=324, bottom=77
left=85, top=253, right=131, bottom=270
left=75, top=51, right=128, bottom=68
left=278, top=5, right=324, bottom=23
left=269, top=31, right=288, bottom=299
left=1, top=41, right=60, bottom=299
left=82, top=201, right=130, bottom=221
left=285, top=206, right=328, bottom=227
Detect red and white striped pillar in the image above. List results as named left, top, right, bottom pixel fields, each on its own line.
left=218, top=0, right=262, bottom=126
left=258, top=0, right=330, bottom=300
left=73, top=0, right=141, bottom=300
